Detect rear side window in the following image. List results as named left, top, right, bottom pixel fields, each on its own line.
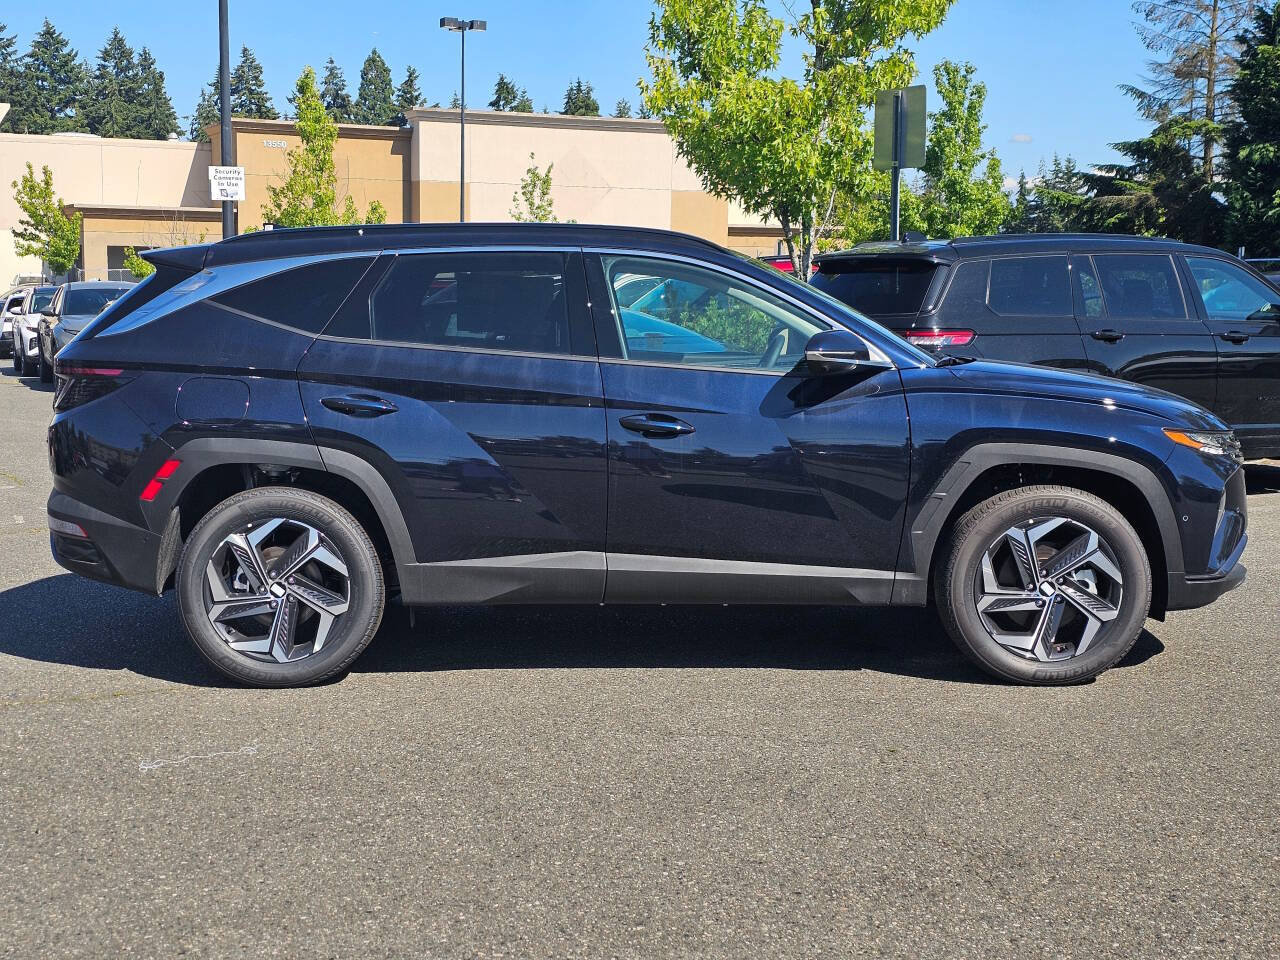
left=367, top=252, right=571, bottom=355
left=210, top=257, right=374, bottom=333
left=988, top=256, right=1071, bottom=316
left=810, top=260, right=940, bottom=316
left=1092, top=254, right=1186, bottom=319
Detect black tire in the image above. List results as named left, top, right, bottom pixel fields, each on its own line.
left=176, top=486, right=385, bottom=687
left=936, top=485, right=1152, bottom=685
left=37, top=344, right=52, bottom=383
left=11, top=337, right=21, bottom=373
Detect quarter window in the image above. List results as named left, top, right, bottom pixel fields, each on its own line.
left=367, top=252, right=572, bottom=355
left=988, top=256, right=1072, bottom=316
left=211, top=257, right=374, bottom=333
left=1186, top=257, right=1279, bottom=322
left=1091, top=254, right=1186, bottom=320
left=601, top=255, right=824, bottom=371
left=1073, top=257, right=1105, bottom=319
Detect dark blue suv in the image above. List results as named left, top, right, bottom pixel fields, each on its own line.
left=46, top=224, right=1247, bottom=687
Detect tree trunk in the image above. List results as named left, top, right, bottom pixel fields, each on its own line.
left=1204, top=0, right=1220, bottom=182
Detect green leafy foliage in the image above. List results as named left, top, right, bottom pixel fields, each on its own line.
left=490, top=74, right=530, bottom=111
left=613, top=98, right=633, bottom=118
left=134, top=48, right=180, bottom=139
left=321, top=58, right=354, bottom=123
left=353, top=48, right=395, bottom=125
left=4, top=20, right=87, bottom=134
left=561, top=78, right=600, bottom=116
left=643, top=0, right=954, bottom=274
left=676, top=298, right=770, bottom=354
left=260, top=67, right=388, bottom=228
left=83, top=28, right=141, bottom=139
left=190, top=46, right=278, bottom=141
left=394, top=66, right=422, bottom=127
left=122, top=246, right=154, bottom=279
left=510, top=153, right=564, bottom=222
left=1226, top=2, right=1280, bottom=256
left=11, top=162, right=81, bottom=275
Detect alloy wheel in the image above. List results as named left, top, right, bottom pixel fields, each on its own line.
left=203, top=517, right=351, bottom=663
left=974, top=516, right=1124, bottom=662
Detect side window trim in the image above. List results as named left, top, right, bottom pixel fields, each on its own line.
left=1070, top=253, right=1107, bottom=321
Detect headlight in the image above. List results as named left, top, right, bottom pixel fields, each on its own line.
left=1164, top=429, right=1243, bottom=462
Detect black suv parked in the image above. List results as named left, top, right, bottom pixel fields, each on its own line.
left=48, top=224, right=1247, bottom=687
left=811, top=235, right=1280, bottom=459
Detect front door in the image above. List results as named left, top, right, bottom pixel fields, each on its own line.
left=298, top=249, right=609, bottom=603
left=1182, top=254, right=1280, bottom=456
left=586, top=253, right=912, bottom=604
left=1075, top=252, right=1218, bottom=411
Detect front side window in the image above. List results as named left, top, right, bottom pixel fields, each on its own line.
left=1092, top=254, right=1186, bottom=320
left=988, top=256, right=1072, bottom=316
left=367, top=252, right=571, bottom=355
left=602, top=255, right=824, bottom=371
left=1186, top=257, right=1280, bottom=322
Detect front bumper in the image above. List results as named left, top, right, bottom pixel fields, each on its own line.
left=47, top=490, right=174, bottom=595
left=1166, top=533, right=1248, bottom=612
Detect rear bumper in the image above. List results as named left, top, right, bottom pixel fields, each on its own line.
left=47, top=490, right=169, bottom=595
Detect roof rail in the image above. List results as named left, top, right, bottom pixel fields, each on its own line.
left=950, top=233, right=1179, bottom=245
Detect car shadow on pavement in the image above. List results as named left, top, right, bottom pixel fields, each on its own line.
left=0, top=574, right=1165, bottom=688
left=0, top=364, right=54, bottom=392
left=1245, top=463, right=1280, bottom=495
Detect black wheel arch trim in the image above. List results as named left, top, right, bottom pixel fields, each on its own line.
left=894, top=442, right=1183, bottom=605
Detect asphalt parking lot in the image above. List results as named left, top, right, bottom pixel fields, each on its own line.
left=0, top=362, right=1276, bottom=959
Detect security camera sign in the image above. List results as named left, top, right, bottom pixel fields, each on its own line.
left=208, top=165, right=246, bottom=202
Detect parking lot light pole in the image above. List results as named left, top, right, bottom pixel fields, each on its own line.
left=440, top=17, right=486, bottom=223
left=219, top=0, right=235, bottom=238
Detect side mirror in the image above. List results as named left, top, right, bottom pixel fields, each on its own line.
left=8, top=303, right=22, bottom=315
left=40, top=307, right=56, bottom=318
left=1247, top=304, right=1280, bottom=324
left=804, top=328, right=873, bottom=374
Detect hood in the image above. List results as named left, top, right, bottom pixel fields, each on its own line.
left=56, top=313, right=97, bottom=333
left=942, top=359, right=1227, bottom=431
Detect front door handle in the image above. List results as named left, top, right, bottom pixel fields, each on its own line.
left=321, top=394, right=399, bottom=418
left=1090, top=329, right=1125, bottom=343
left=1221, top=331, right=1251, bottom=344
left=618, top=413, right=695, bottom=438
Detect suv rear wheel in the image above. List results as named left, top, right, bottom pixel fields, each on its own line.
left=176, top=487, right=385, bottom=687
left=937, top=485, right=1152, bottom=684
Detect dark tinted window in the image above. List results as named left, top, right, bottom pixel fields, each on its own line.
left=988, top=256, right=1071, bottom=316
left=939, top=259, right=990, bottom=314
left=1074, top=257, right=1105, bottom=318
left=64, top=286, right=132, bottom=316
left=369, top=252, right=571, bottom=355
left=1092, top=254, right=1186, bottom=319
left=811, top=260, right=940, bottom=316
left=211, top=257, right=374, bottom=332
left=31, top=289, right=56, bottom=312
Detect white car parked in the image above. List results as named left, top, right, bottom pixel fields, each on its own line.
left=4, top=285, right=58, bottom=376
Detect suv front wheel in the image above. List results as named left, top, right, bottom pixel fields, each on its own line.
left=176, top=487, right=385, bottom=686
left=937, top=485, right=1152, bottom=684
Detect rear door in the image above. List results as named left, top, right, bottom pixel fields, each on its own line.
left=1181, top=254, right=1280, bottom=454
left=1076, top=252, right=1217, bottom=411
left=297, top=248, right=609, bottom=603
left=587, top=252, right=911, bottom=604
left=929, top=255, right=1088, bottom=368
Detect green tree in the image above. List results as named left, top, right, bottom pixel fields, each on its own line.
left=135, top=48, right=179, bottom=139
left=1127, top=1, right=1256, bottom=184
left=490, top=73, right=521, bottom=110
left=11, top=162, right=81, bottom=275
left=261, top=66, right=387, bottom=228
left=189, top=77, right=219, bottom=141
left=353, top=48, right=395, bottom=124
left=6, top=20, right=87, bottom=134
left=320, top=58, right=354, bottom=122
left=643, top=0, right=954, bottom=274
left=449, top=90, right=461, bottom=109
left=122, top=246, right=154, bottom=279
left=231, top=46, right=277, bottom=119
left=393, top=66, right=422, bottom=126
left=1226, top=2, right=1280, bottom=256
left=0, top=22, right=19, bottom=129
left=613, top=98, right=633, bottom=118
left=513, top=89, right=534, bottom=112
left=1030, top=155, right=1090, bottom=232
left=510, top=153, right=563, bottom=221
left=1006, top=171, right=1035, bottom=234
left=561, top=78, right=600, bottom=116
left=83, top=27, right=142, bottom=139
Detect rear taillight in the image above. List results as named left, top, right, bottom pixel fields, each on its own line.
left=903, top=329, right=975, bottom=349
left=139, top=459, right=182, bottom=502
left=52, top=364, right=132, bottom=411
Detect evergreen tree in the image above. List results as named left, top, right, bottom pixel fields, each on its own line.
left=231, top=46, right=277, bottom=119
left=320, top=58, right=354, bottom=122
left=1226, top=2, right=1280, bottom=256
left=561, top=78, right=600, bottom=116
left=613, top=98, right=632, bottom=118
left=353, top=48, right=394, bottom=125
left=490, top=74, right=520, bottom=110
left=636, top=100, right=653, bottom=120
left=7, top=20, right=88, bottom=134
left=1007, top=171, right=1034, bottom=233
left=513, top=89, right=534, bottom=112
left=84, top=28, right=142, bottom=139
left=189, top=73, right=219, bottom=141
left=0, top=22, right=18, bottom=131
left=449, top=90, right=461, bottom=109
left=393, top=66, right=422, bottom=126
left=135, top=47, right=179, bottom=139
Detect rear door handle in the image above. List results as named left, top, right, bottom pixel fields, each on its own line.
left=1090, top=329, right=1125, bottom=343
left=321, top=394, right=399, bottom=418
left=1221, top=331, right=1250, bottom=344
left=618, top=413, right=695, bottom=438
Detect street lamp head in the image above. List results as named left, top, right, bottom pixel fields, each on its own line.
left=439, top=17, right=462, bottom=30
left=440, top=17, right=485, bottom=31
left=467, top=20, right=487, bottom=31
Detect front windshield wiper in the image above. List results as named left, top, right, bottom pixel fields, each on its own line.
left=934, top=354, right=976, bottom=367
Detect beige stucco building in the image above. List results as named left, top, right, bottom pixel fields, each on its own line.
left=1, top=108, right=780, bottom=286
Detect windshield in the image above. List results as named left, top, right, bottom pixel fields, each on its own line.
left=64, top=286, right=132, bottom=317
left=732, top=250, right=937, bottom=366
left=810, top=260, right=941, bottom=316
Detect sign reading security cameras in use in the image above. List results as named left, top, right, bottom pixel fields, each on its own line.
left=208, top=165, right=246, bottom=202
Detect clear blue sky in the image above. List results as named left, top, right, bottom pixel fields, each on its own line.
left=4, top=0, right=1152, bottom=179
